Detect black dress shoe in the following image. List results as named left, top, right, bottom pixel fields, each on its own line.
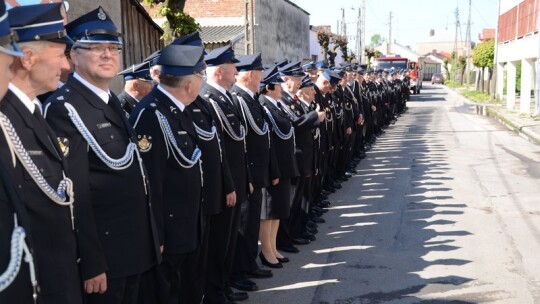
left=259, top=252, right=283, bottom=268
left=306, top=226, right=318, bottom=234
left=332, top=182, right=342, bottom=189
left=310, top=216, right=326, bottom=224
left=301, top=232, right=316, bottom=241
left=306, top=220, right=318, bottom=229
left=312, top=206, right=327, bottom=214
left=230, top=279, right=258, bottom=292
left=276, top=256, right=289, bottom=263
left=247, top=268, right=273, bottom=278
left=292, top=237, right=310, bottom=245
left=317, top=200, right=331, bottom=208
left=277, top=244, right=299, bottom=253
left=226, top=291, right=248, bottom=302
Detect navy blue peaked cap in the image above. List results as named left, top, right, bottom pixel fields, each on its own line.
left=204, top=45, right=239, bottom=67
left=8, top=3, right=72, bottom=44
left=315, top=60, right=328, bottom=70
left=143, top=49, right=161, bottom=67
left=279, top=61, right=304, bottom=77
left=171, top=31, right=203, bottom=47
left=157, top=44, right=206, bottom=77
left=261, top=64, right=284, bottom=86
left=302, top=61, right=316, bottom=72
left=322, top=70, right=341, bottom=86
left=67, top=6, right=121, bottom=44
left=235, top=53, right=263, bottom=72
left=0, top=2, right=22, bottom=57
left=299, top=75, right=314, bottom=89
left=274, top=58, right=288, bottom=68
left=118, top=61, right=152, bottom=81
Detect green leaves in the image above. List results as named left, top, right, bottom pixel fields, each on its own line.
left=472, top=39, right=495, bottom=69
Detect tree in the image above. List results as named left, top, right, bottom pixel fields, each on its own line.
left=472, top=39, right=495, bottom=93
left=334, top=35, right=349, bottom=62
left=364, top=48, right=381, bottom=67
left=443, top=58, right=451, bottom=80
left=370, top=34, right=383, bottom=48
left=317, top=29, right=331, bottom=63
left=144, top=0, right=200, bottom=43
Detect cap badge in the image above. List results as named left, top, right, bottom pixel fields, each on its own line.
left=98, top=7, right=107, bottom=21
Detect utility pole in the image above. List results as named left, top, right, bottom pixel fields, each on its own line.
left=453, top=6, right=459, bottom=81
left=341, top=7, right=346, bottom=38
left=464, top=0, right=472, bottom=85
left=243, top=0, right=254, bottom=54
left=387, top=11, right=392, bottom=54
left=361, top=0, right=366, bottom=62
left=356, top=6, right=361, bottom=62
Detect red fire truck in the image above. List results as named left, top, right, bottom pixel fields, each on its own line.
left=372, top=55, right=424, bottom=94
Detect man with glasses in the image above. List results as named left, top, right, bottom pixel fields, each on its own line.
left=129, top=44, right=206, bottom=304
left=44, top=6, right=160, bottom=304
left=0, top=3, right=81, bottom=303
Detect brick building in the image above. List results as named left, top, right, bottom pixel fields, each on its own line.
left=183, top=0, right=310, bottom=64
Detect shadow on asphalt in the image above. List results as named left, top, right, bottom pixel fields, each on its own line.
left=316, top=107, right=473, bottom=303
left=246, top=105, right=477, bottom=304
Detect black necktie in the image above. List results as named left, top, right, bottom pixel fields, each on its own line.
left=34, top=108, right=61, bottom=158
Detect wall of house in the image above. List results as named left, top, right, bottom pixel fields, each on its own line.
left=184, top=0, right=251, bottom=26
left=255, top=0, right=310, bottom=64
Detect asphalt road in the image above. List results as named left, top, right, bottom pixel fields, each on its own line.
left=242, top=83, right=540, bottom=304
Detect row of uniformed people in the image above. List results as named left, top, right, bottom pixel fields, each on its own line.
left=0, top=3, right=409, bottom=304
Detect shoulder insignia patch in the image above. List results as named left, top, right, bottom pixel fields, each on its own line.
left=137, top=135, right=152, bottom=153
left=57, top=137, right=69, bottom=157
left=56, top=95, right=64, bottom=100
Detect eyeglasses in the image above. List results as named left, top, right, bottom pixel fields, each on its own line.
left=75, top=45, right=122, bottom=55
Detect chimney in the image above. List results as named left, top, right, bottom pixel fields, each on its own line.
left=429, top=29, right=435, bottom=37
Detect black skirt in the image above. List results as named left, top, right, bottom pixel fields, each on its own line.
left=261, top=178, right=291, bottom=220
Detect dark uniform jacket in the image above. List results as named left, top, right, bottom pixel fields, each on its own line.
left=44, top=75, right=160, bottom=280
left=259, top=95, right=299, bottom=180
left=0, top=159, right=36, bottom=304
left=118, top=90, right=138, bottom=117
left=280, top=90, right=319, bottom=177
left=129, top=87, right=202, bottom=254
left=200, top=83, right=249, bottom=204
left=230, top=85, right=278, bottom=189
left=187, top=96, right=233, bottom=216
left=0, top=90, right=81, bottom=303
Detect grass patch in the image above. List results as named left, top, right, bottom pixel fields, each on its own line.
left=445, top=80, right=461, bottom=88
left=461, top=90, right=491, bottom=103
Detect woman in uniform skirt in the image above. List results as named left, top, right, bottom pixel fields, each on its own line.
left=258, top=66, right=299, bottom=268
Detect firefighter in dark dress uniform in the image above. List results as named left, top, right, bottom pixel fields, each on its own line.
left=117, top=62, right=153, bottom=117
left=229, top=53, right=276, bottom=292
left=130, top=44, right=206, bottom=304
left=0, top=4, right=82, bottom=304
left=199, top=45, right=252, bottom=304
left=44, top=7, right=161, bottom=304
left=0, top=4, right=39, bottom=302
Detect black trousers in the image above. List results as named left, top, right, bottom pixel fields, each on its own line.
left=204, top=201, right=241, bottom=304
left=86, top=274, right=141, bottom=304
left=231, top=188, right=263, bottom=281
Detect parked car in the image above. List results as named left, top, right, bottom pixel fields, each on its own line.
left=431, top=73, right=445, bottom=85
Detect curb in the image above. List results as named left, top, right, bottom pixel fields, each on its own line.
left=486, top=106, right=540, bottom=145
left=448, top=86, right=540, bottom=145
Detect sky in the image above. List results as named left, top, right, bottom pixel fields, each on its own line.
left=289, top=0, right=500, bottom=51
